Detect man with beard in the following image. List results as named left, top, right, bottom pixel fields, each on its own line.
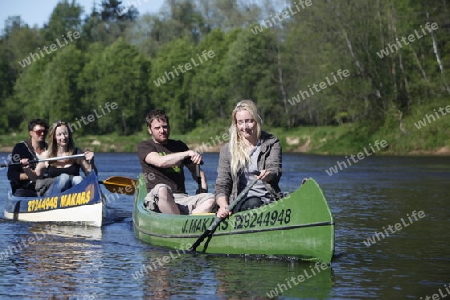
left=137, top=109, right=215, bottom=214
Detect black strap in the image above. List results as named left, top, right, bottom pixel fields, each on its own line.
left=262, top=181, right=282, bottom=201
left=22, top=140, right=38, bottom=161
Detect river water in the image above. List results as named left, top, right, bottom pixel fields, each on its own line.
left=0, top=152, right=449, bottom=299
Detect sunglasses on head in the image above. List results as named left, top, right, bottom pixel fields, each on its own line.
left=56, top=120, right=68, bottom=126
left=33, top=129, right=47, bottom=135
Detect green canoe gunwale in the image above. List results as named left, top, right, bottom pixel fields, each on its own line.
left=133, top=175, right=335, bottom=263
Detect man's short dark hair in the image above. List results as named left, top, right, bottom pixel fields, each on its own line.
left=145, top=110, right=169, bottom=127
left=28, top=119, right=48, bottom=131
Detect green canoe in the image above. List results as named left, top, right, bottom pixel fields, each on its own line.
left=132, top=176, right=335, bottom=263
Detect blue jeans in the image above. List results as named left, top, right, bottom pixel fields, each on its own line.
left=44, top=174, right=83, bottom=196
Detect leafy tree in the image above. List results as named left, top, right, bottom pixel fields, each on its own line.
left=1, top=18, right=44, bottom=75
left=81, top=0, right=138, bottom=47
left=160, top=0, right=206, bottom=43
left=223, top=27, right=279, bottom=124
left=100, top=0, right=137, bottom=22
left=150, top=37, right=195, bottom=132
left=124, top=14, right=165, bottom=57
left=195, top=0, right=261, bottom=30
left=43, top=0, right=83, bottom=43
left=12, top=54, right=53, bottom=131
left=2, top=16, right=26, bottom=38
left=0, top=48, right=15, bottom=131
left=38, top=45, right=86, bottom=125
left=79, top=38, right=151, bottom=134
left=1, top=0, right=449, bottom=142
left=189, top=28, right=240, bottom=123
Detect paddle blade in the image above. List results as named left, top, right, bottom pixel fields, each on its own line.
left=101, top=176, right=137, bottom=195
left=189, top=178, right=259, bottom=252
left=189, top=217, right=221, bottom=251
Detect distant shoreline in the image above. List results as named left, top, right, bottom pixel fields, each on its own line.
left=1, top=144, right=449, bottom=156
left=1, top=123, right=449, bottom=157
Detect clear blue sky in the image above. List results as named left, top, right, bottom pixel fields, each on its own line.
left=0, top=0, right=166, bottom=32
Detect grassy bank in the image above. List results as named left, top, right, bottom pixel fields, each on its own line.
left=0, top=104, right=449, bottom=156
left=372, top=100, right=450, bottom=155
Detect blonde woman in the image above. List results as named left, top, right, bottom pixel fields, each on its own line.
left=215, top=100, right=282, bottom=218
left=33, top=120, right=96, bottom=196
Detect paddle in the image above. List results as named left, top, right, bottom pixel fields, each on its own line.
left=195, top=164, right=207, bottom=194
left=189, top=175, right=260, bottom=252
left=0, top=153, right=86, bottom=168
left=100, top=176, right=137, bottom=195
left=2, top=153, right=136, bottom=195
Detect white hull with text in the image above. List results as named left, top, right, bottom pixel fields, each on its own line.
left=4, top=172, right=106, bottom=227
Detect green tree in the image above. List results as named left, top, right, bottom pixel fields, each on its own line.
left=1, top=17, right=44, bottom=75
left=0, top=48, right=15, bottom=131
left=124, top=14, right=165, bottom=57
left=195, top=0, right=261, bottom=30
left=100, top=0, right=137, bottom=22
left=223, top=27, right=279, bottom=124
left=160, top=0, right=207, bottom=43
left=43, top=0, right=83, bottom=43
left=12, top=54, right=53, bottom=131
left=81, top=0, right=138, bottom=47
left=150, top=37, right=195, bottom=132
left=190, top=28, right=241, bottom=123
left=38, top=45, right=86, bottom=125
left=79, top=38, right=151, bottom=134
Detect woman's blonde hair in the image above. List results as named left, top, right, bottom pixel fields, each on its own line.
left=47, top=120, right=76, bottom=160
left=229, top=100, right=262, bottom=174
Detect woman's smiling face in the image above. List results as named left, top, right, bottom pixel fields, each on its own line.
left=55, top=125, right=70, bottom=146
left=235, top=110, right=257, bottom=141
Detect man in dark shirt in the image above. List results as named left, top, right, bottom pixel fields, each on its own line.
left=137, top=109, right=215, bottom=214
left=8, top=119, right=48, bottom=197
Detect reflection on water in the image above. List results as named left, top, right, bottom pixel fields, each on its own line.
left=325, top=155, right=450, bottom=299
left=1, top=223, right=103, bottom=299
left=134, top=250, right=334, bottom=299
left=37, top=223, right=103, bottom=241
left=210, top=257, right=334, bottom=299
left=0, top=153, right=449, bottom=298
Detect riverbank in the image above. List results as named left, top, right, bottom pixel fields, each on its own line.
left=1, top=118, right=449, bottom=156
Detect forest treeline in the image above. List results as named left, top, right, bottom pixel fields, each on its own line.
left=0, top=0, right=449, bottom=137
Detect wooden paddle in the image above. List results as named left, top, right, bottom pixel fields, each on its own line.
left=0, top=153, right=86, bottom=168
left=189, top=175, right=260, bottom=251
left=100, top=176, right=137, bottom=195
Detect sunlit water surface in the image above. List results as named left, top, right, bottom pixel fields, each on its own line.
left=0, top=152, right=449, bottom=299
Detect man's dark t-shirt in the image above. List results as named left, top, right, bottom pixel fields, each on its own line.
left=137, top=139, right=191, bottom=193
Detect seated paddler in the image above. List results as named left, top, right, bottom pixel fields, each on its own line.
left=137, top=109, right=215, bottom=215
left=215, top=100, right=283, bottom=218
left=28, top=120, right=97, bottom=196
